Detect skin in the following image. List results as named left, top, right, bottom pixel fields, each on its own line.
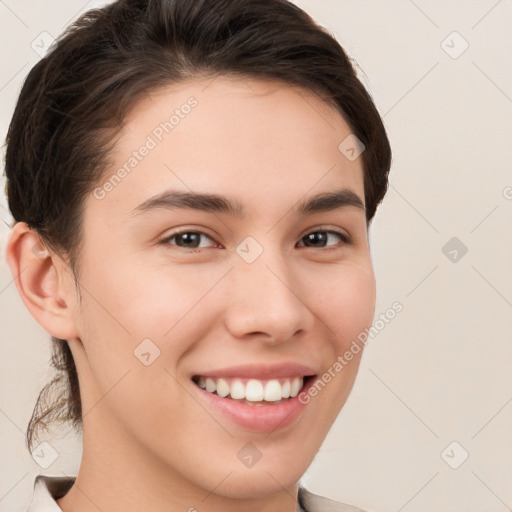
left=6, top=76, right=376, bottom=512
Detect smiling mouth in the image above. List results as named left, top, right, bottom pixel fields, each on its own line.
left=192, top=375, right=315, bottom=406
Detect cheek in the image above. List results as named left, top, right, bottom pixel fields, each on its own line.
left=73, top=258, right=222, bottom=410
left=308, top=260, right=376, bottom=350
left=72, top=263, right=197, bottom=439
left=78, top=255, right=217, bottom=343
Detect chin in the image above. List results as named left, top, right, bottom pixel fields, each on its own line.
left=212, top=468, right=302, bottom=500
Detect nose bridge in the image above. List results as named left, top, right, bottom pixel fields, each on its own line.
left=224, top=237, right=313, bottom=341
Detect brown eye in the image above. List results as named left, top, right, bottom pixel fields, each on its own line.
left=161, top=230, right=216, bottom=250
left=297, top=230, right=349, bottom=249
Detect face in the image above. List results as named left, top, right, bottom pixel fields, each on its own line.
left=66, top=77, right=375, bottom=500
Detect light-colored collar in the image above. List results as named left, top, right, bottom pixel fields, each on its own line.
left=27, top=474, right=368, bottom=512
left=27, top=475, right=75, bottom=512
left=298, top=487, right=369, bottom=511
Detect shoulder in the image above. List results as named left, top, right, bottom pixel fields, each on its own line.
left=298, top=487, right=372, bottom=512
left=26, top=475, right=75, bottom=512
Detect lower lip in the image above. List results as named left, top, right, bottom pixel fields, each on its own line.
left=192, top=378, right=314, bottom=433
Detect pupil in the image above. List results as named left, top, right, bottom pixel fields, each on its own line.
left=306, top=232, right=326, bottom=247
left=180, top=233, right=200, bottom=248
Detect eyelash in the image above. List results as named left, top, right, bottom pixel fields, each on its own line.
left=159, top=227, right=350, bottom=252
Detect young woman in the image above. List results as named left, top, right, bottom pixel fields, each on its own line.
left=4, top=1, right=391, bottom=511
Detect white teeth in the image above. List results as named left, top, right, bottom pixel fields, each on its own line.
left=290, top=377, right=302, bottom=397
left=264, top=379, right=282, bottom=401
left=282, top=380, right=291, bottom=398
left=196, top=376, right=305, bottom=402
left=230, top=379, right=245, bottom=399
left=246, top=379, right=264, bottom=401
left=205, top=378, right=216, bottom=393
left=216, top=378, right=230, bottom=398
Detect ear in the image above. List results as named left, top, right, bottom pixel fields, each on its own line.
left=5, top=222, right=80, bottom=341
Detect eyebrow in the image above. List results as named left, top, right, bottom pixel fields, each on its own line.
left=130, top=188, right=365, bottom=218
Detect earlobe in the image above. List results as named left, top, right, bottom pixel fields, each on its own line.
left=5, top=222, right=79, bottom=340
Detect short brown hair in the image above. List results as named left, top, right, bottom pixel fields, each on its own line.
left=4, top=0, right=392, bottom=453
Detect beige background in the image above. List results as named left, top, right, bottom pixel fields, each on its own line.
left=1, top=1, right=511, bottom=511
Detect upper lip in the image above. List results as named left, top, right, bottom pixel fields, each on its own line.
left=192, top=362, right=318, bottom=380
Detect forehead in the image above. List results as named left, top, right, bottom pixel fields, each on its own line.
left=86, top=76, right=365, bottom=223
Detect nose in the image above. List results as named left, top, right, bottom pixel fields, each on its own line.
left=223, top=246, right=315, bottom=344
